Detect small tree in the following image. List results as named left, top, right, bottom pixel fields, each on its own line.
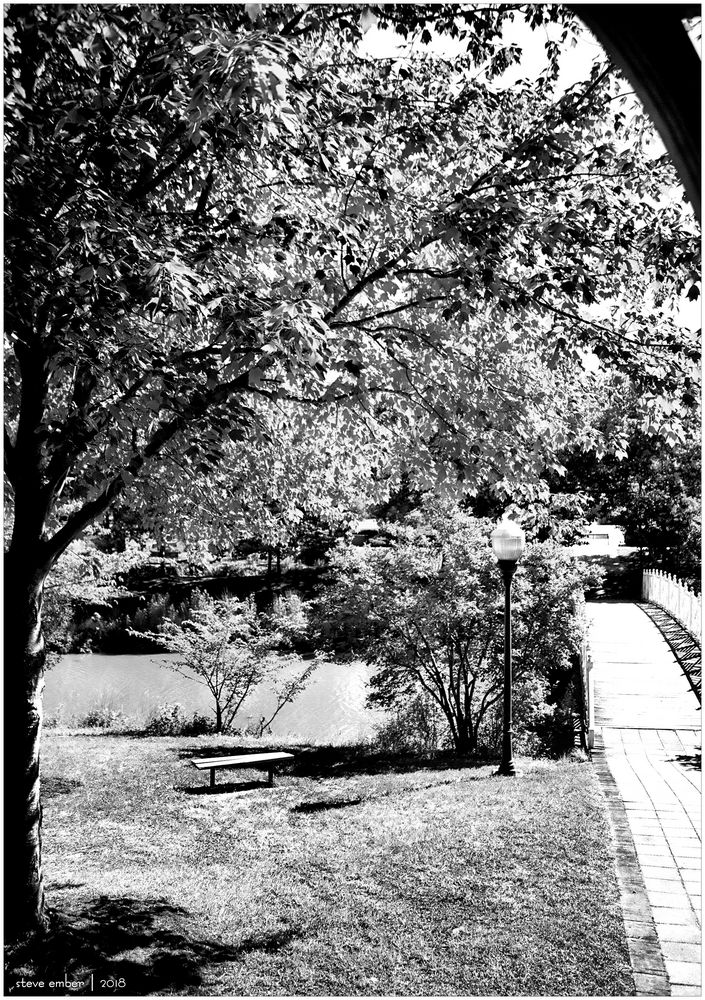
left=317, top=502, right=595, bottom=755
left=144, top=594, right=316, bottom=735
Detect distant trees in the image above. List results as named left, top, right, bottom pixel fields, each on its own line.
left=549, top=387, right=701, bottom=584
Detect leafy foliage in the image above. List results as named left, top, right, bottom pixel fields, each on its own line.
left=139, top=593, right=316, bottom=734
left=79, top=701, right=128, bottom=730
left=550, top=386, right=701, bottom=586
left=5, top=3, right=699, bottom=577
left=144, top=703, right=214, bottom=736
left=129, top=400, right=389, bottom=551
left=317, top=500, right=597, bottom=754
left=372, top=693, right=445, bottom=756
left=42, top=537, right=148, bottom=659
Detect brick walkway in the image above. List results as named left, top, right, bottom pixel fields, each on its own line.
left=588, top=602, right=701, bottom=998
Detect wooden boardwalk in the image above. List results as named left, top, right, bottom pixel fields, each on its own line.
left=636, top=602, right=701, bottom=703
left=588, top=602, right=700, bottom=732
left=588, top=601, right=701, bottom=998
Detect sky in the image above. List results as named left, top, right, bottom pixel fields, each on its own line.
left=357, top=8, right=600, bottom=94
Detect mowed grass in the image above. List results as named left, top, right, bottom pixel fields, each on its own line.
left=16, top=734, right=633, bottom=996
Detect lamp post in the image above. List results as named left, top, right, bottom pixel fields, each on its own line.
left=491, top=518, right=526, bottom=777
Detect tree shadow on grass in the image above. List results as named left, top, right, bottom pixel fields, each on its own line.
left=289, top=773, right=494, bottom=815
left=177, top=742, right=492, bottom=780
left=42, top=776, right=84, bottom=799
left=291, top=797, right=364, bottom=813
left=5, top=896, right=301, bottom=996
left=177, top=778, right=270, bottom=795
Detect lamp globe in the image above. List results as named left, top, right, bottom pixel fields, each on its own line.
left=490, top=519, right=526, bottom=563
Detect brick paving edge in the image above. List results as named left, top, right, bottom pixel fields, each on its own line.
left=592, top=733, right=671, bottom=997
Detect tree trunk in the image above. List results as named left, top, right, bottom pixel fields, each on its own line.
left=4, top=556, right=50, bottom=940
left=453, top=713, right=477, bottom=756
left=215, top=702, right=223, bottom=733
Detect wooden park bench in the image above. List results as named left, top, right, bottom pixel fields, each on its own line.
left=191, top=751, right=295, bottom=789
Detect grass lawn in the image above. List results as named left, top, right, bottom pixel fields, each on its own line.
left=8, top=734, right=634, bottom=996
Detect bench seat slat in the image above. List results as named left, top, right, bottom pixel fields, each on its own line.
left=191, top=751, right=294, bottom=769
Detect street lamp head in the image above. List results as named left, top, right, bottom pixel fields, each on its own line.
left=491, top=518, right=526, bottom=563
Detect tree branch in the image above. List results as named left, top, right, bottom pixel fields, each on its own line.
left=43, top=370, right=252, bottom=567
left=128, top=138, right=201, bottom=201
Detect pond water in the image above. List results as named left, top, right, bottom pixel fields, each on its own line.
left=45, top=654, right=385, bottom=744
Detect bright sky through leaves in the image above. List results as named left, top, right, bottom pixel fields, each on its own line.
left=360, top=8, right=699, bottom=334
left=358, top=7, right=596, bottom=93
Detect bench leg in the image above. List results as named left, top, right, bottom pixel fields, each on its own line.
left=210, top=768, right=215, bottom=789
left=268, top=766, right=274, bottom=787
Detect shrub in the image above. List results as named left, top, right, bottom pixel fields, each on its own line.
left=44, top=705, right=66, bottom=729
left=137, top=593, right=318, bottom=734
left=372, top=695, right=445, bottom=756
left=144, top=703, right=214, bottom=736
left=316, top=499, right=598, bottom=757
left=129, top=591, right=205, bottom=636
left=80, top=700, right=128, bottom=729
left=269, top=590, right=309, bottom=650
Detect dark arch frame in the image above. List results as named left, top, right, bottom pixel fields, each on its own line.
left=572, top=4, right=701, bottom=220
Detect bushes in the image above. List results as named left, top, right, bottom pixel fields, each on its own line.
left=144, top=704, right=214, bottom=736
left=76, top=591, right=206, bottom=652
left=79, top=699, right=127, bottom=730
left=372, top=694, right=445, bottom=756
left=43, top=699, right=213, bottom=734
left=132, top=594, right=182, bottom=633
left=138, top=593, right=318, bottom=734
left=317, top=499, right=598, bottom=758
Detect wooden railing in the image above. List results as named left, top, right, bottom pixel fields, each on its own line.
left=642, top=569, right=701, bottom=643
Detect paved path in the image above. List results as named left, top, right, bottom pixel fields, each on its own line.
left=588, top=602, right=701, bottom=997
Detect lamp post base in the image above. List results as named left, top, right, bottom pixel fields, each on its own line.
left=496, top=761, right=517, bottom=777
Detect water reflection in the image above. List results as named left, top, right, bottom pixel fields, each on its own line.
left=45, top=654, right=383, bottom=744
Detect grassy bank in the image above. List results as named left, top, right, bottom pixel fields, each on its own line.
left=8, top=735, right=634, bottom=996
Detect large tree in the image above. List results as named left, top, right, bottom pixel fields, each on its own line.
left=4, top=3, right=698, bottom=936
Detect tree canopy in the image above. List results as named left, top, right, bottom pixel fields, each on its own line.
left=5, top=2, right=699, bottom=571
